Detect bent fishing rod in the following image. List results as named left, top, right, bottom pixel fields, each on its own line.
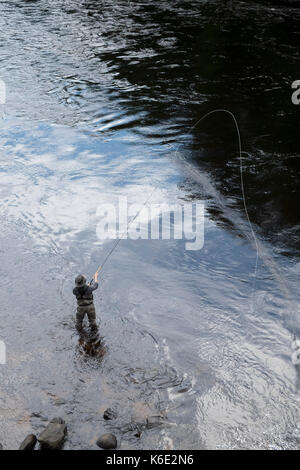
left=89, top=185, right=157, bottom=284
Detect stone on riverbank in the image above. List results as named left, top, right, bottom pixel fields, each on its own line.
left=38, top=417, right=67, bottom=450
left=96, top=433, right=117, bottom=449
left=19, top=434, right=37, bottom=450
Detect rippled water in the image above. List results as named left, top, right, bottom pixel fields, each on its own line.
left=0, top=0, right=299, bottom=450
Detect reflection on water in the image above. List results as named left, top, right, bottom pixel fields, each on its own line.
left=0, top=0, right=299, bottom=450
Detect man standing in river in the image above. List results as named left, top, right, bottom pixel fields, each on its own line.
left=73, top=272, right=99, bottom=333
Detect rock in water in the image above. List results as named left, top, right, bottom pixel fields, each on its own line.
left=292, top=348, right=300, bottom=365
left=291, top=339, right=300, bottom=350
left=38, top=417, right=67, bottom=450
left=96, top=433, right=117, bottom=449
left=146, top=415, right=165, bottom=429
left=19, top=434, right=37, bottom=450
left=103, top=408, right=117, bottom=420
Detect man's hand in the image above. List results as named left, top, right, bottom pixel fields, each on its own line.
left=94, top=272, right=99, bottom=283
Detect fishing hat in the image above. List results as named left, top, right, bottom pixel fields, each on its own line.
left=75, top=274, right=87, bottom=287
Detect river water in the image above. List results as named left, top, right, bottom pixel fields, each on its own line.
left=0, top=0, right=299, bottom=450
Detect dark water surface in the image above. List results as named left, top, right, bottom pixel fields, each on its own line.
left=0, top=0, right=299, bottom=449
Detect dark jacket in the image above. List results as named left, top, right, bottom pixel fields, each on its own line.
left=73, top=280, right=98, bottom=307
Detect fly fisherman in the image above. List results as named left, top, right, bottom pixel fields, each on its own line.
left=73, top=272, right=99, bottom=333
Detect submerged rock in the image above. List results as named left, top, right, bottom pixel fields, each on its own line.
left=287, top=424, right=300, bottom=442
left=133, top=425, right=142, bottom=438
left=103, top=408, right=117, bottom=420
left=176, top=378, right=192, bottom=394
left=31, top=412, right=48, bottom=421
left=19, top=434, right=37, bottom=450
left=38, top=417, right=67, bottom=450
left=146, top=415, right=165, bottom=429
left=96, top=433, right=117, bottom=449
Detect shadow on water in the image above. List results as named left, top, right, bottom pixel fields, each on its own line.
left=82, top=0, right=300, bottom=255
left=78, top=327, right=107, bottom=359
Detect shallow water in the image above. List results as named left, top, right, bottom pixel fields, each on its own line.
left=0, top=0, right=299, bottom=450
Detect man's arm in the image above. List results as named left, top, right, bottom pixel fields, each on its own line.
left=89, top=271, right=99, bottom=291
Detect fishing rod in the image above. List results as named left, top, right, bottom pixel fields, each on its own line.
left=89, top=185, right=157, bottom=283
